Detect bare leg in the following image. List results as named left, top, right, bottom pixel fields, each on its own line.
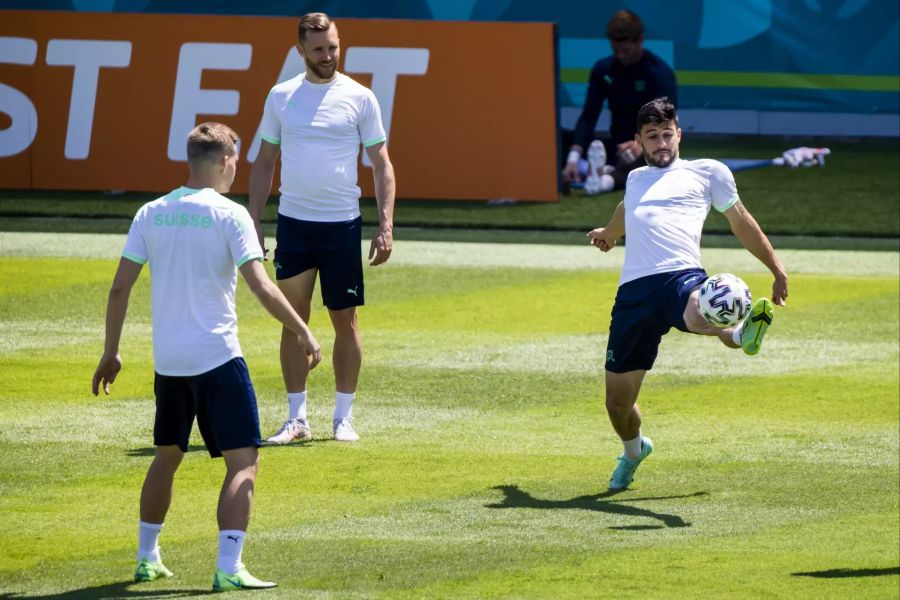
left=683, top=289, right=740, bottom=348
left=278, top=269, right=318, bottom=393
left=140, top=445, right=184, bottom=523
left=329, top=307, right=361, bottom=394
left=218, top=447, right=259, bottom=531
left=604, top=369, right=647, bottom=441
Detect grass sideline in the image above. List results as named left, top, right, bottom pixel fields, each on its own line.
left=1, top=233, right=898, bottom=598
left=1, top=137, right=898, bottom=243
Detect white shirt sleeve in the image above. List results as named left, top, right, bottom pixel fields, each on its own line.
left=258, top=88, right=282, bottom=145
left=358, top=90, right=386, bottom=148
left=226, top=206, right=265, bottom=267
left=709, top=160, right=739, bottom=212
left=121, top=207, right=148, bottom=265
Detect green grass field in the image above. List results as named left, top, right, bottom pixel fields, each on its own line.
left=2, top=138, right=899, bottom=243
left=0, top=232, right=897, bottom=599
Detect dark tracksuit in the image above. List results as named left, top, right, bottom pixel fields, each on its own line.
left=571, top=49, right=678, bottom=188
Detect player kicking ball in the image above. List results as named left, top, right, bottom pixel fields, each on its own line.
left=587, top=98, right=788, bottom=491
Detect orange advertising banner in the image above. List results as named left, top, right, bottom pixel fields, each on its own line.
left=0, top=11, right=559, bottom=201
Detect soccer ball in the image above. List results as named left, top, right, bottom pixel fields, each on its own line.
left=698, top=273, right=752, bottom=328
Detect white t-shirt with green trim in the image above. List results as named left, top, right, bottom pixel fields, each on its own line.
left=620, top=158, right=739, bottom=285
left=258, top=72, right=387, bottom=222
left=122, top=187, right=264, bottom=376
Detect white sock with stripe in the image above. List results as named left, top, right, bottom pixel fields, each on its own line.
left=137, top=521, right=162, bottom=563
left=217, top=530, right=245, bottom=574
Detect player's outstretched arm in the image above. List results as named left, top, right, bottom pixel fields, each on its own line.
left=92, top=258, right=143, bottom=395
left=248, top=140, right=280, bottom=256
left=365, top=142, right=395, bottom=267
left=723, top=200, right=789, bottom=306
left=239, top=260, right=322, bottom=368
left=587, top=200, right=626, bottom=252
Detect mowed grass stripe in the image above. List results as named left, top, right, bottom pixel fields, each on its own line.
left=1, top=232, right=898, bottom=276
left=0, top=242, right=897, bottom=598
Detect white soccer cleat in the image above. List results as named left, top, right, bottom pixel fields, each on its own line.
left=265, top=418, right=311, bottom=444
left=583, top=141, right=607, bottom=195
left=333, top=418, right=359, bottom=442
left=584, top=141, right=615, bottom=195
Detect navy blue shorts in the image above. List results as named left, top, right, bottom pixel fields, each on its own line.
left=153, top=357, right=262, bottom=458
left=605, top=268, right=707, bottom=373
left=274, top=214, right=364, bottom=311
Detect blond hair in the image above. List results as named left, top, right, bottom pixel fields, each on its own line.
left=186, top=122, right=238, bottom=166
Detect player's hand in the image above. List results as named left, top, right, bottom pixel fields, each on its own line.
left=562, top=161, right=581, bottom=183
left=617, top=140, right=640, bottom=163
left=586, top=227, right=616, bottom=252
left=369, top=227, right=393, bottom=266
left=253, top=220, right=269, bottom=261
left=772, top=272, right=789, bottom=307
left=300, top=334, right=322, bottom=370
left=92, top=353, right=122, bottom=396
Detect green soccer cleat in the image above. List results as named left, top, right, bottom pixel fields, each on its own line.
left=134, top=558, right=174, bottom=582
left=608, top=437, right=654, bottom=491
left=212, top=564, right=277, bottom=592
left=740, top=298, right=774, bottom=356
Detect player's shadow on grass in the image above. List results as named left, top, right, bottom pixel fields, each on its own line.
left=125, top=445, right=207, bottom=457
left=0, top=580, right=216, bottom=599
left=792, top=566, right=900, bottom=578
left=486, top=485, right=707, bottom=529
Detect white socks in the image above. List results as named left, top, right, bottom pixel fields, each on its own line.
left=137, top=520, right=162, bottom=563
left=139, top=522, right=248, bottom=573
left=623, top=435, right=643, bottom=461
left=291, top=390, right=357, bottom=421
left=731, top=324, right=744, bottom=346
left=217, top=530, right=246, bottom=575
left=287, top=391, right=308, bottom=421
left=334, top=392, right=355, bottom=421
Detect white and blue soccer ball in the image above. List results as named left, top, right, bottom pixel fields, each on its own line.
left=698, top=273, right=752, bottom=328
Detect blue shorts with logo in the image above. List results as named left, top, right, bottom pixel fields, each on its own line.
left=605, top=268, right=708, bottom=373
left=274, top=214, right=364, bottom=311
left=153, top=357, right=262, bottom=458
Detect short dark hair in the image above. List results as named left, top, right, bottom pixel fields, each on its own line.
left=186, top=122, right=238, bottom=166
left=606, top=10, right=643, bottom=41
left=636, top=97, right=678, bottom=131
left=298, top=12, right=333, bottom=43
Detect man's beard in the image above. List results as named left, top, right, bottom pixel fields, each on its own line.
left=643, top=148, right=677, bottom=168
left=305, top=57, right=336, bottom=80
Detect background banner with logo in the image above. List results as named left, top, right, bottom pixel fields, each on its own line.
left=5, top=0, right=896, bottom=117
left=0, top=11, right=559, bottom=200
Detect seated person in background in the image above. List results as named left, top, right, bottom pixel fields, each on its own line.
left=561, top=9, right=678, bottom=195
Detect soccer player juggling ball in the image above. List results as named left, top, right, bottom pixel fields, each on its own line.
left=587, top=98, right=789, bottom=491
left=92, top=122, right=321, bottom=592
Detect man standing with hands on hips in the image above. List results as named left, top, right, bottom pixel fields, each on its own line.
left=250, top=12, right=396, bottom=444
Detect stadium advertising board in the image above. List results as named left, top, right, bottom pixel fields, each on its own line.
left=0, top=11, right=559, bottom=201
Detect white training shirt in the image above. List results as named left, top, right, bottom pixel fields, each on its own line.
left=121, top=187, right=265, bottom=376
left=620, top=158, right=739, bottom=285
left=258, top=72, right=387, bottom=222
